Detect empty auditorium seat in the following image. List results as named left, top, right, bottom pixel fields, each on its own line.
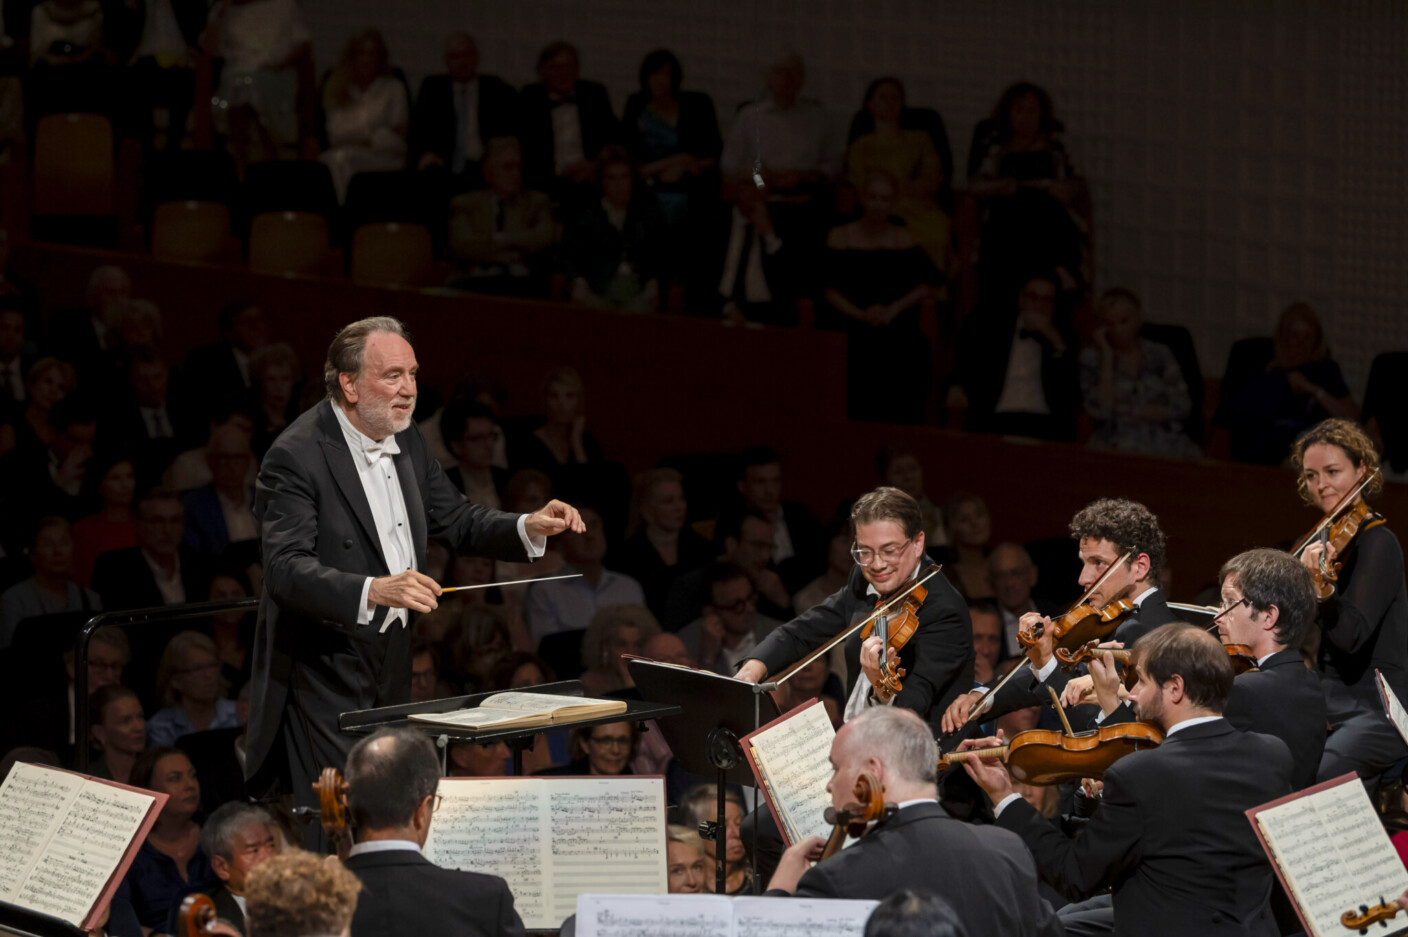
left=350, top=222, right=434, bottom=288
left=151, top=201, right=239, bottom=264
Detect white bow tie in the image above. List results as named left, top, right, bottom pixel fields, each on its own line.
left=359, top=434, right=401, bottom=466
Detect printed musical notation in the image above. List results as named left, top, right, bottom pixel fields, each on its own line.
left=747, top=702, right=836, bottom=844
left=734, top=897, right=877, bottom=937
left=574, top=895, right=877, bottom=937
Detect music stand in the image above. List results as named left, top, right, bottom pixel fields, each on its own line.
left=627, top=658, right=781, bottom=894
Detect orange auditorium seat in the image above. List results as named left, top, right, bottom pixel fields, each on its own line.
left=249, top=211, right=339, bottom=277
left=33, top=113, right=114, bottom=217
left=151, top=201, right=239, bottom=264
left=349, top=222, right=434, bottom=288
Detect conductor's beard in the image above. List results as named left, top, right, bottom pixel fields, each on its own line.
left=357, top=392, right=417, bottom=439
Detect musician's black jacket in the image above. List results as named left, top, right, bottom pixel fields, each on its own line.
left=747, top=557, right=973, bottom=732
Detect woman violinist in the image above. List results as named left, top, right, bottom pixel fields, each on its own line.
left=1291, top=418, right=1408, bottom=782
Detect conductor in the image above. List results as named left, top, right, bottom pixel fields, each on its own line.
left=245, top=316, right=584, bottom=814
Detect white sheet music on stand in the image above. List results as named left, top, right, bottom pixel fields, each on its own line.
left=1377, top=669, right=1408, bottom=747
left=575, top=894, right=877, bottom=937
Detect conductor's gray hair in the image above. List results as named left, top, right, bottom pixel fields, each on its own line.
left=201, top=803, right=274, bottom=861
left=323, top=316, right=409, bottom=402
left=843, top=707, right=938, bottom=786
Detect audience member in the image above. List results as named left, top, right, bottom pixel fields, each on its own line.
left=488, top=650, right=564, bottom=773
left=669, top=509, right=789, bottom=627
left=5, top=627, right=129, bottom=762
left=148, top=630, right=244, bottom=745
left=615, top=467, right=713, bottom=620
left=942, top=492, right=993, bottom=600
left=165, top=403, right=257, bottom=492
left=0, top=393, right=98, bottom=551
left=539, top=720, right=639, bottom=777
left=986, top=542, right=1053, bottom=659
left=175, top=680, right=252, bottom=816
left=182, top=422, right=257, bottom=562
left=73, top=453, right=137, bottom=585
left=183, top=300, right=268, bottom=405
left=721, top=50, right=834, bottom=199
left=446, top=738, right=511, bottom=777
left=969, top=602, right=1003, bottom=684
left=875, top=443, right=944, bottom=546
left=678, top=784, right=753, bottom=895
left=125, top=746, right=216, bottom=931
left=845, top=77, right=950, bottom=273
left=109, top=344, right=198, bottom=479
left=447, top=604, right=514, bottom=692
left=704, top=174, right=799, bottom=325
left=43, top=264, right=131, bottom=386
left=207, top=572, right=254, bottom=693
left=771, top=655, right=844, bottom=727
left=524, top=505, right=644, bottom=645
left=187, top=803, right=282, bottom=936
left=1079, top=288, right=1199, bottom=458
left=244, top=849, right=361, bottom=937
left=678, top=562, right=782, bottom=675
left=93, top=487, right=214, bottom=610
left=666, top=825, right=709, bottom=894
left=518, top=40, right=619, bottom=197
left=446, top=137, right=555, bottom=297
left=438, top=398, right=509, bottom=507
left=0, top=356, right=75, bottom=455
left=576, top=603, right=659, bottom=694
left=863, top=890, right=971, bottom=937
left=563, top=145, right=665, bottom=312
left=720, top=446, right=823, bottom=593
left=512, top=368, right=626, bottom=524
left=113, top=0, right=206, bottom=154
left=318, top=28, right=408, bottom=202
left=822, top=169, right=938, bottom=424
left=409, top=31, right=517, bottom=188
left=247, top=343, right=301, bottom=460
left=342, top=728, right=525, bottom=936
left=641, top=631, right=694, bottom=667
left=947, top=271, right=1080, bottom=441
left=0, top=516, right=98, bottom=648
left=88, top=684, right=146, bottom=784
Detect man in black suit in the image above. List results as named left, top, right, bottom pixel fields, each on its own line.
left=181, top=300, right=268, bottom=407
left=962, top=624, right=1295, bottom=937
left=942, top=497, right=1174, bottom=735
left=946, top=272, right=1080, bottom=442
left=1087, top=548, right=1326, bottom=791
left=167, top=803, right=281, bottom=936
left=245, top=316, right=583, bottom=821
left=701, top=183, right=799, bottom=326
left=409, top=32, right=518, bottom=189
left=343, top=727, right=525, bottom=937
left=105, top=346, right=201, bottom=482
left=715, top=445, right=825, bottom=593
left=766, top=707, right=1062, bottom=937
left=988, top=542, right=1060, bottom=660
left=42, top=264, right=131, bottom=388
left=517, top=41, right=618, bottom=198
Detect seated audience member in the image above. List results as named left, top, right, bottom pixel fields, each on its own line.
left=970, top=82, right=1087, bottom=294
left=438, top=398, right=507, bottom=507
left=969, top=602, right=1003, bottom=685
left=318, top=28, right=408, bottom=203
left=679, top=784, right=753, bottom=895
left=165, top=403, right=257, bottom=493
left=244, top=849, right=362, bottom=937
left=875, top=444, right=944, bottom=546
left=668, top=510, right=789, bottom=628
left=108, top=297, right=167, bottom=363
left=247, top=343, right=301, bottom=460
left=1079, top=288, right=1200, bottom=458
left=208, top=572, right=254, bottom=693
left=576, top=604, right=659, bottom=695
left=771, top=655, right=844, bottom=726
left=409, top=31, right=517, bottom=188
left=446, top=739, right=510, bottom=778
left=342, top=728, right=525, bottom=936
left=203, top=0, right=317, bottom=166
left=447, top=604, right=515, bottom=692
left=88, top=684, right=146, bottom=784
left=641, top=631, right=693, bottom=667
left=822, top=169, right=938, bottom=425
left=524, top=506, right=645, bottom=645
left=43, top=265, right=131, bottom=387
left=721, top=50, right=834, bottom=202
left=108, top=344, right=199, bottom=477
left=705, top=174, right=799, bottom=325
left=768, top=709, right=1060, bottom=937
left=518, top=40, right=619, bottom=196
left=183, top=301, right=268, bottom=405
left=0, top=304, right=31, bottom=419
left=3, top=628, right=129, bottom=762
left=986, top=542, right=1053, bottom=659
left=615, top=468, right=713, bottom=620
left=0, top=516, right=100, bottom=649
left=0, top=356, right=75, bottom=456
left=679, top=563, right=783, bottom=676
left=494, top=468, right=566, bottom=589
left=125, top=747, right=216, bottom=931
left=620, top=48, right=721, bottom=239
left=93, top=487, right=214, bottom=609
left=73, top=453, right=138, bottom=586
left=183, top=422, right=257, bottom=562
left=942, top=493, right=993, bottom=601
left=666, top=825, right=709, bottom=894
left=563, top=146, right=666, bottom=313
left=845, top=77, right=949, bottom=273
left=718, top=446, right=824, bottom=594
left=175, top=803, right=282, bottom=936
left=0, top=394, right=98, bottom=555
left=1216, top=302, right=1357, bottom=465
left=538, top=721, right=640, bottom=778
left=447, top=137, right=555, bottom=297
left=794, top=521, right=854, bottom=614
left=148, top=631, right=243, bottom=745
left=947, top=271, right=1080, bottom=442
left=176, top=681, right=252, bottom=816
left=864, top=890, right=971, bottom=937
left=409, top=639, right=454, bottom=704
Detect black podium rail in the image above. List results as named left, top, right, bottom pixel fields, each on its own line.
left=73, top=597, right=260, bottom=773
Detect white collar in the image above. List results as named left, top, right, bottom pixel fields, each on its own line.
left=330, top=399, right=401, bottom=465
left=1163, top=715, right=1222, bottom=738
left=893, top=797, right=938, bottom=810
left=348, top=839, right=421, bottom=857
left=1132, top=586, right=1158, bottom=607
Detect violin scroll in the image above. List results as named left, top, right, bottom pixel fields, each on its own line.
left=1341, top=898, right=1400, bottom=933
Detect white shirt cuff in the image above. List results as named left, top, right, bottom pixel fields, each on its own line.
left=1033, top=656, right=1059, bottom=683
left=517, top=515, right=546, bottom=558
left=357, top=576, right=374, bottom=625
left=994, top=793, right=1023, bottom=818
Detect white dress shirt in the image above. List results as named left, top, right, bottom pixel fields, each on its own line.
left=994, top=325, right=1050, bottom=415
left=721, top=96, right=836, bottom=180
left=217, top=489, right=258, bottom=542
left=140, top=405, right=174, bottom=439
left=142, top=549, right=185, bottom=605
left=454, top=79, right=482, bottom=168
left=347, top=839, right=420, bottom=857
left=551, top=101, right=585, bottom=174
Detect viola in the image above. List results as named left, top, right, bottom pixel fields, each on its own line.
left=938, top=721, right=1164, bottom=785
left=819, top=770, right=895, bottom=861
left=1018, top=597, right=1135, bottom=653
left=312, top=766, right=352, bottom=861
left=1292, top=468, right=1383, bottom=599
left=1342, top=898, right=1401, bottom=933
left=860, top=565, right=940, bottom=700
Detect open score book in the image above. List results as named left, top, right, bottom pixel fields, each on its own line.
left=408, top=691, right=627, bottom=731
left=741, top=698, right=838, bottom=847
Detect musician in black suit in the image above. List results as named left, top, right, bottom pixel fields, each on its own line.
left=962, top=624, right=1295, bottom=937
left=343, top=727, right=526, bottom=937
left=766, top=707, right=1062, bottom=937
left=941, top=497, right=1173, bottom=735
left=408, top=32, right=518, bottom=187
left=517, top=41, right=619, bottom=197
left=245, top=317, right=582, bottom=822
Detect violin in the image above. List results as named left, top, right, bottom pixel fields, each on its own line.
left=1018, top=597, right=1135, bottom=652
left=860, top=564, right=940, bottom=700
left=938, top=721, right=1164, bottom=785
left=312, top=766, right=352, bottom=861
left=819, top=771, right=895, bottom=861
left=1056, top=640, right=1259, bottom=679
left=1292, top=468, right=1383, bottom=599
left=1342, top=898, right=1402, bottom=933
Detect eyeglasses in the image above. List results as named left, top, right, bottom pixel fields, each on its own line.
left=851, top=539, right=913, bottom=567
left=712, top=593, right=756, bottom=615
left=588, top=735, right=632, bottom=748
left=423, top=793, right=443, bottom=813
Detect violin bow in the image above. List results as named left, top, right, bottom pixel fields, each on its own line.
left=965, top=551, right=1131, bottom=726
left=764, top=565, right=943, bottom=690
left=1199, top=597, right=1246, bottom=634
left=1291, top=468, right=1381, bottom=558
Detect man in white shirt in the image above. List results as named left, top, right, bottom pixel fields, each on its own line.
left=721, top=50, right=836, bottom=193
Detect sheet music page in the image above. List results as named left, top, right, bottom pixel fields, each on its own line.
left=575, top=894, right=733, bottom=937
left=424, top=779, right=553, bottom=928
left=545, top=777, right=668, bottom=926
left=748, top=701, right=836, bottom=844
left=1255, top=778, right=1408, bottom=937
left=0, top=762, right=85, bottom=903
left=476, top=692, right=592, bottom=714
left=734, top=897, right=878, bottom=937
left=15, top=780, right=155, bottom=927
left=409, top=707, right=545, bottom=729
left=1378, top=670, right=1408, bottom=747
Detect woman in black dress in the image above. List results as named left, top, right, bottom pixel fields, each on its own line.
left=615, top=467, right=713, bottom=620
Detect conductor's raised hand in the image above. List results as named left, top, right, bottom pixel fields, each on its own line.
left=368, top=570, right=441, bottom=613
left=524, top=499, right=586, bottom=539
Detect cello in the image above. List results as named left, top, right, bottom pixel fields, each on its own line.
left=311, top=766, right=353, bottom=861
left=819, top=771, right=895, bottom=861
left=176, top=894, right=240, bottom=937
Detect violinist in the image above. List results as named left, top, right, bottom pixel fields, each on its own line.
left=961, top=624, right=1294, bottom=937
left=766, top=707, right=1062, bottom=937
left=941, top=498, right=1173, bottom=733
left=1290, top=419, right=1408, bottom=783
left=1080, top=548, right=1327, bottom=790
